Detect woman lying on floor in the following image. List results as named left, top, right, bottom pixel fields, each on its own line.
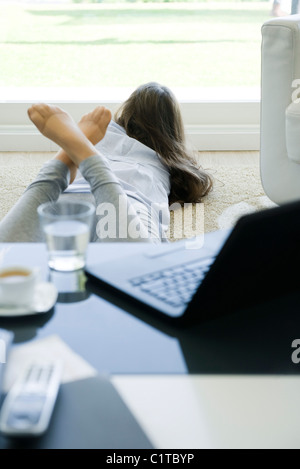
left=0, top=82, right=212, bottom=243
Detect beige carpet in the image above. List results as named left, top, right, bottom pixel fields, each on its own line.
left=0, top=151, right=276, bottom=241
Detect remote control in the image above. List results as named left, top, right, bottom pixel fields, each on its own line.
left=0, top=361, right=62, bottom=437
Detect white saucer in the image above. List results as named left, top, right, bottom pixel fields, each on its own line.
left=0, top=282, right=58, bottom=317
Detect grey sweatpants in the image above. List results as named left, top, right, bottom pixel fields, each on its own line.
left=0, top=155, right=161, bottom=243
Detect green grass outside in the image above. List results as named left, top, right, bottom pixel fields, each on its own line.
left=0, top=2, right=271, bottom=88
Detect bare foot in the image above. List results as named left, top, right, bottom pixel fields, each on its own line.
left=27, top=104, right=111, bottom=167
left=78, top=106, right=113, bottom=145
left=53, top=106, right=112, bottom=184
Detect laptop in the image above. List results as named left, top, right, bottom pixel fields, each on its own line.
left=85, top=200, right=300, bottom=324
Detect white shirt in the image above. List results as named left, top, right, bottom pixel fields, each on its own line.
left=65, top=120, right=171, bottom=238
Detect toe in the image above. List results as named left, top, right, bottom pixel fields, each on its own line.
left=96, top=106, right=111, bottom=125
left=30, top=103, right=51, bottom=118
left=92, top=106, right=106, bottom=119
left=27, top=104, right=41, bottom=120
left=27, top=106, right=45, bottom=130
left=104, top=108, right=112, bottom=123
left=94, top=106, right=111, bottom=120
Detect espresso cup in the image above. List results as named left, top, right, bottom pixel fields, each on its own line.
left=0, top=266, right=39, bottom=307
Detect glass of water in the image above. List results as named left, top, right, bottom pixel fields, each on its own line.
left=38, top=200, right=95, bottom=272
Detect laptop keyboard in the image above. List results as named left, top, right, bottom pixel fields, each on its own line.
left=129, top=257, right=213, bottom=308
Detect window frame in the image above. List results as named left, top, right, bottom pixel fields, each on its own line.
left=0, top=96, right=260, bottom=152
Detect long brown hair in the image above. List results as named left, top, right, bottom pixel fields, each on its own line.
left=114, top=82, right=213, bottom=204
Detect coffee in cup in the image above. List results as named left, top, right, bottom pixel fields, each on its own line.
left=0, top=266, right=39, bottom=307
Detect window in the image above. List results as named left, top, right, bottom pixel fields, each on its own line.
left=0, top=0, right=274, bottom=151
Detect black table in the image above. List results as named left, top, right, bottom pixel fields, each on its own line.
left=0, top=241, right=299, bottom=376
left=1, top=240, right=300, bottom=449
